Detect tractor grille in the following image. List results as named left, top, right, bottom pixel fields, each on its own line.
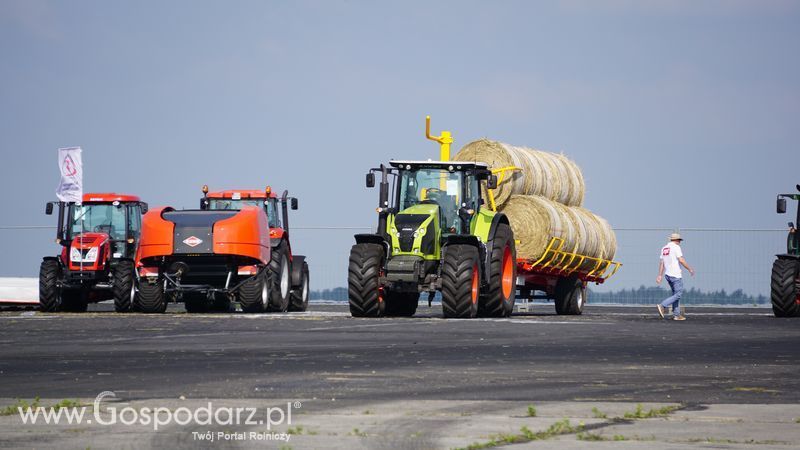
left=395, top=214, right=428, bottom=253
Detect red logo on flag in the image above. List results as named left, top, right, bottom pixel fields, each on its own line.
left=62, top=155, right=77, bottom=176
left=183, top=236, right=203, bottom=247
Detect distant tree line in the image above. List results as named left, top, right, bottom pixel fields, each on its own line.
left=311, top=285, right=769, bottom=306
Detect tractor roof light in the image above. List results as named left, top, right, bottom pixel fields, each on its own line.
left=265, top=186, right=272, bottom=196
left=202, top=185, right=209, bottom=194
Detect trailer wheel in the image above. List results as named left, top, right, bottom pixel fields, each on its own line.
left=39, top=260, right=61, bottom=312
left=348, top=243, right=386, bottom=317
left=183, top=293, right=210, bottom=313
left=239, top=270, right=269, bottom=313
left=441, top=244, right=480, bottom=318
left=266, top=242, right=291, bottom=312
left=136, top=280, right=167, bottom=314
left=385, top=292, right=419, bottom=317
left=770, top=258, right=800, bottom=317
left=554, top=276, right=585, bottom=315
left=112, top=260, right=135, bottom=313
left=60, top=290, right=88, bottom=312
left=288, top=261, right=309, bottom=312
left=479, top=223, right=517, bottom=317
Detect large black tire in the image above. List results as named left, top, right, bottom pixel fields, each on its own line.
left=239, top=271, right=269, bottom=313
left=479, top=223, right=517, bottom=317
left=348, top=243, right=385, bottom=317
left=266, top=242, right=291, bottom=312
left=39, top=260, right=61, bottom=312
left=441, top=245, right=480, bottom=318
left=385, top=291, right=419, bottom=317
left=770, top=258, right=800, bottom=317
left=554, top=276, right=585, bottom=315
left=288, top=261, right=309, bottom=312
left=112, top=260, right=136, bottom=313
left=136, top=280, right=167, bottom=314
left=183, top=293, right=210, bottom=313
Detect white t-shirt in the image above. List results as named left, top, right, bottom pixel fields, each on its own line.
left=660, top=242, right=683, bottom=278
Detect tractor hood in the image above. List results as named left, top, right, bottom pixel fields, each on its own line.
left=389, top=204, right=439, bottom=255
left=70, top=232, right=109, bottom=249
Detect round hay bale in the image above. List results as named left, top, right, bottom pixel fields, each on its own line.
left=501, top=195, right=616, bottom=267
left=502, top=195, right=581, bottom=260
left=454, top=139, right=586, bottom=208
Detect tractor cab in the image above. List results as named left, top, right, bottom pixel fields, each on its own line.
left=47, top=193, right=148, bottom=272
left=200, top=186, right=298, bottom=234
left=776, top=184, right=800, bottom=257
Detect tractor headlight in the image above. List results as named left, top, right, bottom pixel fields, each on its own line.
left=84, top=247, right=98, bottom=262
left=70, top=247, right=82, bottom=262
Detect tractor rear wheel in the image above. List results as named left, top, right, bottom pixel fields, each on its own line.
left=479, top=223, right=517, bottom=317
left=266, top=242, right=291, bottom=312
left=137, top=280, right=167, bottom=314
left=239, top=271, right=269, bottom=313
left=112, top=260, right=136, bottom=313
left=770, top=258, right=800, bottom=317
left=348, top=243, right=385, bottom=317
left=554, top=276, right=585, bottom=315
left=39, top=260, right=61, bottom=312
left=385, top=292, right=419, bottom=317
left=441, top=245, right=480, bottom=318
left=288, top=261, right=309, bottom=312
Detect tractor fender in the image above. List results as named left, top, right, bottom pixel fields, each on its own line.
left=776, top=254, right=800, bottom=261
left=270, top=228, right=286, bottom=246
left=290, top=255, right=306, bottom=287
left=354, top=233, right=390, bottom=263
left=42, top=256, right=63, bottom=268
left=442, top=235, right=488, bottom=284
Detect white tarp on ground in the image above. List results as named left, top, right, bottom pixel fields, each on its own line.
left=0, top=278, right=38, bottom=303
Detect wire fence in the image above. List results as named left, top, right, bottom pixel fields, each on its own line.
left=1, top=226, right=788, bottom=306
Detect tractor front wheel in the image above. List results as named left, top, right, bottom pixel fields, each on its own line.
left=554, top=276, right=585, bottom=315
left=39, top=260, right=61, bottom=312
left=770, top=258, right=800, bottom=317
left=479, top=223, right=517, bottom=317
left=441, top=245, right=480, bottom=318
left=348, top=243, right=385, bottom=317
left=136, top=280, right=167, bottom=314
left=112, top=260, right=136, bottom=313
left=239, top=271, right=269, bottom=313
left=288, top=261, right=309, bottom=312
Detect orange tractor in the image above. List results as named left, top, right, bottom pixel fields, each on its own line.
left=134, top=186, right=307, bottom=314
left=200, top=186, right=308, bottom=312
left=39, top=193, right=148, bottom=312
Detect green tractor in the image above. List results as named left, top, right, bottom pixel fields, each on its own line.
left=348, top=118, right=517, bottom=318
left=771, top=184, right=800, bottom=317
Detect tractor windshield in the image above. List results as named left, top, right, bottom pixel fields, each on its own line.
left=398, top=169, right=463, bottom=232
left=207, top=198, right=280, bottom=228
left=70, top=204, right=127, bottom=241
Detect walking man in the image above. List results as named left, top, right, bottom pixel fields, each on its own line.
left=656, top=233, right=695, bottom=320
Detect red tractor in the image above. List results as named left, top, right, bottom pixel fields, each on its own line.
left=39, top=193, right=148, bottom=312
left=200, top=186, right=309, bottom=312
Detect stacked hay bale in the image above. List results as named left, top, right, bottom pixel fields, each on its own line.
left=454, top=139, right=616, bottom=264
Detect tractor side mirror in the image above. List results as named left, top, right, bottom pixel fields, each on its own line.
left=777, top=197, right=787, bottom=214
left=45, top=202, right=54, bottom=215
left=366, top=173, right=375, bottom=188
left=291, top=198, right=298, bottom=210
left=796, top=184, right=800, bottom=192
left=487, top=175, right=498, bottom=190
left=141, top=203, right=148, bottom=214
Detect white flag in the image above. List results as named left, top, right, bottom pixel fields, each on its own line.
left=56, top=147, right=83, bottom=203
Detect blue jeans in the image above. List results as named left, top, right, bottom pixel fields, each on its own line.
left=661, top=275, right=683, bottom=315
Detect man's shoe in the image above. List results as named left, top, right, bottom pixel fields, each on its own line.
left=656, top=305, right=665, bottom=319
left=673, top=315, right=686, bottom=321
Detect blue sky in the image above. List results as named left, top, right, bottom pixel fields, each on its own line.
left=1, top=1, right=798, bottom=291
